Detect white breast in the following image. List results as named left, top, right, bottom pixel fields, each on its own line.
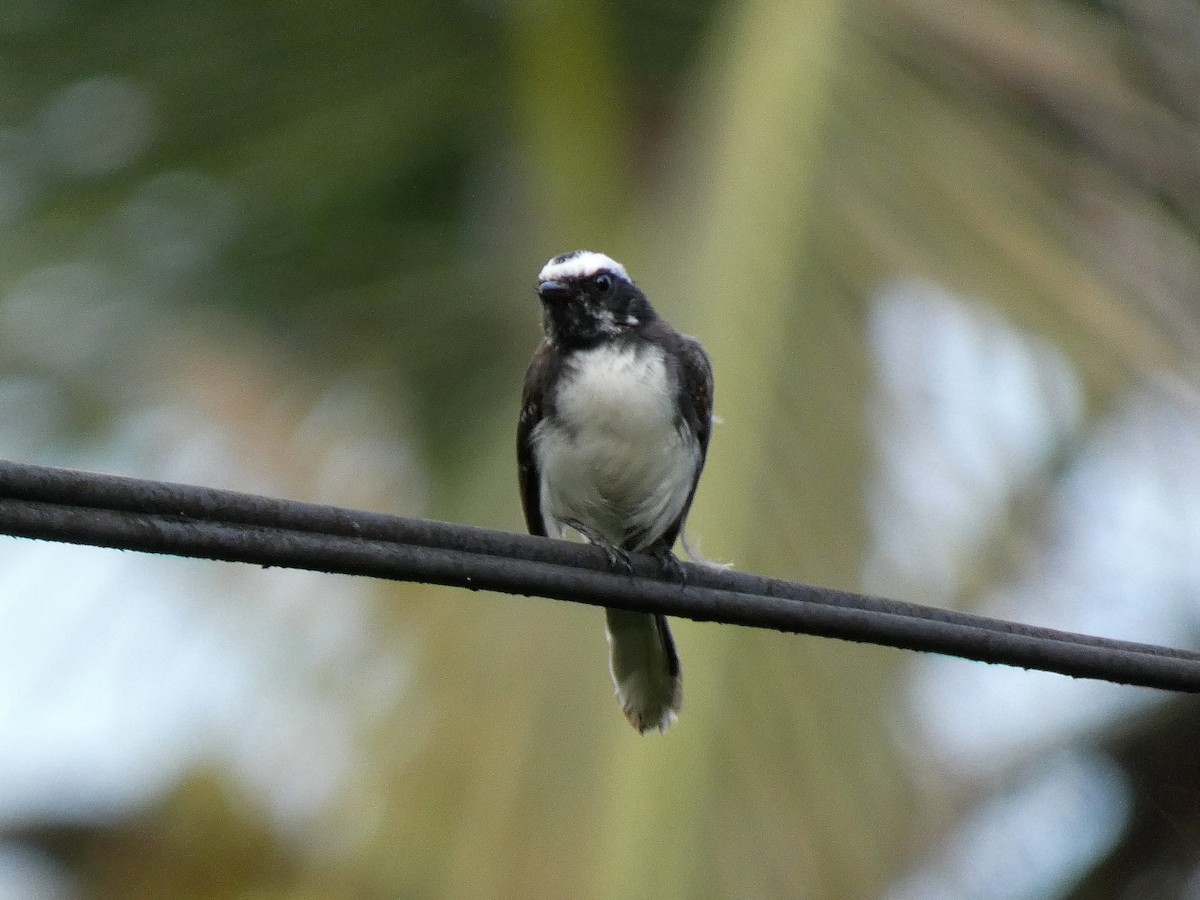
left=534, top=343, right=699, bottom=550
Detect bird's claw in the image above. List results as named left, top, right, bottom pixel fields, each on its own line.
left=563, top=518, right=633, bottom=573
left=650, top=546, right=687, bottom=583
left=604, top=545, right=633, bottom=573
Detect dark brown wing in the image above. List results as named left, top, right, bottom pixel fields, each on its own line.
left=676, top=333, right=714, bottom=465
left=645, top=325, right=714, bottom=552
left=516, top=341, right=557, bottom=537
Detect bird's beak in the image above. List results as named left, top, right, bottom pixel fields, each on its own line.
left=538, top=279, right=571, bottom=301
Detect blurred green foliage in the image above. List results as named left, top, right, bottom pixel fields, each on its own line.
left=3, top=0, right=1200, bottom=896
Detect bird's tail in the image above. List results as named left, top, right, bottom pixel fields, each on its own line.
left=604, top=609, right=682, bottom=733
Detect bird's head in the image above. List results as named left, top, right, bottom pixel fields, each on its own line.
left=536, top=251, right=655, bottom=347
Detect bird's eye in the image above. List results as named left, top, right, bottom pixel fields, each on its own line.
left=594, top=273, right=613, bottom=293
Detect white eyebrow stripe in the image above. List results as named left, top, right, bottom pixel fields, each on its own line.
left=538, top=251, right=629, bottom=283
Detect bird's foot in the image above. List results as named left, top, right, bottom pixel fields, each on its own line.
left=649, top=545, right=687, bottom=583
left=563, top=518, right=632, bottom=572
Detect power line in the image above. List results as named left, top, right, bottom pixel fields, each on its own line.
left=2, top=459, right=1199, bottom=691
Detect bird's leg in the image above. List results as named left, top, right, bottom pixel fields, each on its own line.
left=562, top=518, right=632, bottom=572
left=648, top=543, right=687, bottom=583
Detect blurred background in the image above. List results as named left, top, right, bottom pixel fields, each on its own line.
left=1, top=0, right=1199, bottom=896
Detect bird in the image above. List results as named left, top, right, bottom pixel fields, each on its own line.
left=517, top=250, right=714, bottom=733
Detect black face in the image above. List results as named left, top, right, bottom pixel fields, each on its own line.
left=538, top=269, right=655, bottom=347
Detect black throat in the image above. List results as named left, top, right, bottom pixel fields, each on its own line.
left=541, top=280, right=657, bottom=351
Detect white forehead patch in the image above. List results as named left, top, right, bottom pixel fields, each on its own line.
left=538, top=251, right=629, bottom=284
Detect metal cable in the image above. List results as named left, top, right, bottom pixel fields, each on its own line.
left=2, top=459, right=1198, bottom=691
